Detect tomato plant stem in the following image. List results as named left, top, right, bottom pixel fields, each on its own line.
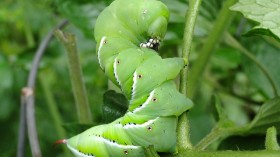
left=178, top=0, right=202, bottom=152
left=55, top=30, right=92, bottom=124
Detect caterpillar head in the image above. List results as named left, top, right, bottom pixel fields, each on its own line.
left=140, top=38, right=161, bottom=51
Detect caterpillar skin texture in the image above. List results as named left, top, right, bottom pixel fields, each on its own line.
left=65, top=0, right=193, bottom=156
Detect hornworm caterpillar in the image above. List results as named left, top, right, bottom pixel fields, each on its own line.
left=60, top=0, right=193, bottom=156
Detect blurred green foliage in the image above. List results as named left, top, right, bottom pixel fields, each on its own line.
left=0, top=0, right=279, bottom=156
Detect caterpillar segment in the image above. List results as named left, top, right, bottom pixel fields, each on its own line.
left=112, top=48, right=157, bottom=97
left=94, top=0, right=169, bottom=45
left=131, top=81, right=193, bottom=117
left=66, top=125, right=145, bottom=157
left=97, top=37, right=137, bottom=71
left=63, top=0, right=193, bottom=156
left=66, top=116, right=177, bottom=157
left=129, top=57, right=185, bottom=102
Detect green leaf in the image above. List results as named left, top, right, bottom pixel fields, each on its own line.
left=102, top=90, right=128, bottom=123
left=249, top=97, right=280, bottom=134
left=231, top=0, right=280, bottom=41
left=242, top=40, right=280, bottom=98
left=244, top=28, right=280, bottom=41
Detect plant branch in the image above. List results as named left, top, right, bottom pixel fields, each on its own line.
left=179, top=0, right=202, bottom=95
left=194, top=117, right=250, bottom=151
left=224, top=33, right=279, bottom=97
left=265, top=126, right=280, bottom=150
left=27, top=20, right=68, bottom=88
left=187, top=121, right=279, bottom=155
left=194, top=125, right=227, bottom=150
left=54, top=30, right=92, bottom=124
left=17, top=19, right=68, bottom=157
left=25, top=88, right=41, bottom=157
left=177, top=0, right=202, bottom=151
left=177, top=112, right=193, bottom=151
left=17, top=93, right=27, bottom=157
left=176, top=150, right=280, bottom=157
left=187, top=0, right=237, bottom=98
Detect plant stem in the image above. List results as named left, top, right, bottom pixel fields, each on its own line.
left=265, top=126, right=280, bottom=150
left=194, top=120, right=247, bottom=150
left=194, top=125, right=228, bottom=150
left=17, top=20, right=68, bottom=157
left=177, top=0, right=202, bottom=151
left=187, top=0, right=237, bottom=98
left=23, top=87, right=42, bottom=157
left=224, top=33, right=279, bottom=97
left=176, top=150, right=280, bottom=157
left=55, top=30, right=92, bottom=124
left=17, top=94, right=26, bottom=157
left=179, top=0, right=202, bottom=95
left=39, top=73, right=72, bottom=157
left=177, top=112, right=193, bottom=150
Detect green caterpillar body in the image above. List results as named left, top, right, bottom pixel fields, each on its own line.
left=64, top=0, right=193, bottom=156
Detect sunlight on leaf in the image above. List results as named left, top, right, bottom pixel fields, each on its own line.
left=231, top=0, right=280, bottom=41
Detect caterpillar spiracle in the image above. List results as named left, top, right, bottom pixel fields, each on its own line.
left=61, top=0, right=193, bottom=156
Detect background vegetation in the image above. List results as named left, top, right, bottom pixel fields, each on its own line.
left=0, top=0, right=279, bottom=156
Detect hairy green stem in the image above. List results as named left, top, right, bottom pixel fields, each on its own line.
left=39, top=73, right=71, bottom=156
left=265, top=126, right=280, bottom=150
left=177, top=0, right=202, bottom=151
left=176, top=150, right=280, bottom=157
left=224, top=33, right=279, bottom=97
left=187, top=0, right=237, bottom=98
left=177, top=112, right=193, bottom=150
left=194, top=125, right=225, bottom=150
left=179, top=0, right=202, bottom=95
left=55, top=30, right=92, bottom=124
left=194, top=120, right=248, bottom=150
left=195, top=125, right=231, bottom=150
